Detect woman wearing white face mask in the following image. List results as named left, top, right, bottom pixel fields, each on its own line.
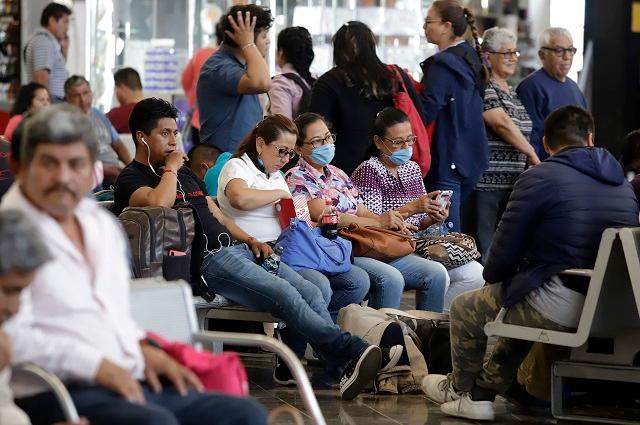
left=351, top=107, right=485, bottom=311
left=287, top=112, right=449, bottom=312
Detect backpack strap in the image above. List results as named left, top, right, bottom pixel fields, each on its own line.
left=393, top=65, right=428, bottom=123
left=442, top=44, right=487, bottom=96
left=281, top=72, right=311, bottom=94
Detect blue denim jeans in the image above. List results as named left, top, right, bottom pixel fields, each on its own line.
left=201, top=244, right=368, bottom=370
left=17, top=384, right=267, bottom=425
left=297, top=266, right=370, bottom=320
left=354, top=254, right=449, bottom=312
left=427, top=170, right=478, bottom=232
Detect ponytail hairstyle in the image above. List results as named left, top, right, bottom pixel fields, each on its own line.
left=234, top=115, right=298, bottom=171
left=432, top=0, right=489, bottom=82
left=332, top=21, right=395, bottom=101
left=277, top=26, right=316, bottom=87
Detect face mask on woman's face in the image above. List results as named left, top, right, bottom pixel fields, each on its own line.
left=385, top=146, right=413, bottom=166
left=309, top=144, right=335, bottom=166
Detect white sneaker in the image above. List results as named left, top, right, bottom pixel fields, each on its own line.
left=422, top=374, right=462, bottom=404
left=440, top=393, right=495, bottom=421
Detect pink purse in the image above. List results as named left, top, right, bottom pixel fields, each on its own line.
left=147, top=331, right=249, bottom=397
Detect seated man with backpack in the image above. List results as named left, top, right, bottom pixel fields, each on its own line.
left=113, top=97, right=399, bottom=401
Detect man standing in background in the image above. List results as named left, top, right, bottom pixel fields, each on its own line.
left=197, top=5, right=273, bottom=153
left=516, top=27, right=587, bottom=160
left=24, top=2, right=71, bottom=103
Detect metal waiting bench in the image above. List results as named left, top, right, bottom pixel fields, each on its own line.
left=130, top=278, right=326, bottom=425
left=11, top=364, right=80, bottom=423
left=484, top=227, right=640, bottom=424
left=193, top=294, right=280, bottom=353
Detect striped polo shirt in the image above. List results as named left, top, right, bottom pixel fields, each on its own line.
left=24, top=28, right=68, bottom=99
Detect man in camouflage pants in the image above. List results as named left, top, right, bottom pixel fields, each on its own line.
left=422, top=106, right=640, bottom=421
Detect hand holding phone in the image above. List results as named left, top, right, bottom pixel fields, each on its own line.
left=434, top=190, right=453, bottom=207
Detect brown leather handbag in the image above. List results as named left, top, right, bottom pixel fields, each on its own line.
left=338, top=223, right=416, bottom=263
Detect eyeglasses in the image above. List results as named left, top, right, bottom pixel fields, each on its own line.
left=488, top=50, right=521, bottom=59
left=270, top=145, right=297, bottom=160
left=541, top=46, right=577, bottom=57
left=423, top=18, right=444, bottom=27
left=381, top=135, right=416, bottom=147
left=304, top=133, right=336, bottom=149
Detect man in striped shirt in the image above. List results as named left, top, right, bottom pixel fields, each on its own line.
left=24, top=3, right=71, bottom=103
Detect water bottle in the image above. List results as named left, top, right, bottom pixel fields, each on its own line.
left=319, top=199, right=338, bottom=239
left=259, top=244, right=284, bottom=275
left=420, top=221, right=453, bottom=237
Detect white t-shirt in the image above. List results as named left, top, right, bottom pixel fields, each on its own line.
left=217, top=153, right=290, bottom=242
left=525, top=275, right=585, bottom=328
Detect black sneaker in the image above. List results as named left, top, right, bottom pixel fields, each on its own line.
left=339, top=345, right=382, bottom=400
left=273, top=359, right=296, bottom=386
left=380, top=345, right=403, bottom=373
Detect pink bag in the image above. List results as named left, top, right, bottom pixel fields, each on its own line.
left=147, top=332, right=249, bottom=397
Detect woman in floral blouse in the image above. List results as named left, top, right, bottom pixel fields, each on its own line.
left=287, top=112, right=448, bottom=312
left=352, top=107, right=484, bottom=311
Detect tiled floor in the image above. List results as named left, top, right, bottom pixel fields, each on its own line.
left=247, top=366, right=557, bottom=425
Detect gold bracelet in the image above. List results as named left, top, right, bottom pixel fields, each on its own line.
left=241, top=43, right=256, bottom=51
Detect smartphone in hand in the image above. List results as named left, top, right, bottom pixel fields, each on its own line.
left=435, top=190, right=453, bottom=207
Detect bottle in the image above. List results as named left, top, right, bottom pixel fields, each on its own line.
left=319, top=198, right=338, bottom=239
left=259, top=245, right=284, bottom=275
left=421, top=221, right=453, bottom=237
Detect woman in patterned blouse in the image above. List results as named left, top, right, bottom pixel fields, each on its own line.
left=465, top=27, right=537, bottom=263
left=352, top=107, right=484, bottom=311
left=287, top=112, right=448, bottom=312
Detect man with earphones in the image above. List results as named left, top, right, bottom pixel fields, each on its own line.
left=113, top=97, right=396, bottom=401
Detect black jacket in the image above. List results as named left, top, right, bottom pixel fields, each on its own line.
left=484, top=146, right=639, bottom=306
left=309, top=68, right=393, bottom=175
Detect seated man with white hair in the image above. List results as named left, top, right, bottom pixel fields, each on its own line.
left=516, top=27, right=587, bottom=160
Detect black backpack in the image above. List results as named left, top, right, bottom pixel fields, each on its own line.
left=281, top=73, right=314, bottom=117
left=118, top=204, right=212, bottom=301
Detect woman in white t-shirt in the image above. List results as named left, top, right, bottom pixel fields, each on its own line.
left=217, top=115, right=371, bottom=384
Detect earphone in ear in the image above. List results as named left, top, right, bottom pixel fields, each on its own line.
left=140, top=136, right=159, bottom=177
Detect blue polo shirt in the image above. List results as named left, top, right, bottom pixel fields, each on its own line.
left=196, top=46, right=263, bottom=153
left=516, top=69, right=587, bottom=160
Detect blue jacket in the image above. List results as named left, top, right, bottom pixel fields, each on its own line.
left=484, top=146, right=639, bottom=307
left=419, top=42, right=488, bottom=182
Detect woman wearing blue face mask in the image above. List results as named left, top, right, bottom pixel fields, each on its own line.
left=287, top=112, right=449, bottom=312
left=352, top=107, right=485, bottom=311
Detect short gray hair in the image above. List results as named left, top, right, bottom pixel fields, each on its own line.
left=538, top=27, right=573, bottom=49
left=0, top=210, right=50, bottom=274
left=64, top=74, right=90, bottom=95
left=21, top=103, right=97, bottom=164
left=481, top=27, right=517, bottom=52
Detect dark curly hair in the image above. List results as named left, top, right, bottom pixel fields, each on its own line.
left=332, top=21, right=395, bottom=101
left=277, top=26, right=315, bottom=87
left=10, top=82, right=48, bottom=116
left=221, top=5, right=273, bottom=49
